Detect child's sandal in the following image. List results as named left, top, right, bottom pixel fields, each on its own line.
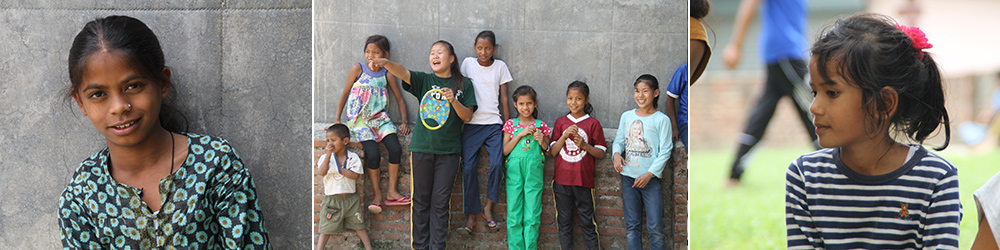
left=367, top=202, right=383, bottom=214
left=485, top=220, right=500, bottom=230
left=456, top=226, right=473, bottom=236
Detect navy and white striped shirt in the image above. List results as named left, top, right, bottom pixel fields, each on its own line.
left=786, top=146, right=962, bottom=249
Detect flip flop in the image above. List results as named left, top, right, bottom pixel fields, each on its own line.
left=367, top=202, right=382, bottom=214
left=384, top=195, right=411, bottom=206
left=456, top=226, right=473, bottom=236
left=485, top=220, right=500, bottom=230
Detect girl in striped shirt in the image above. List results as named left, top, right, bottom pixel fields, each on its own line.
left=786, top=13, right=961, bottom=249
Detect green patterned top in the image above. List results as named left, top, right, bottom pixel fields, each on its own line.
left=58, top=133, right=270, bottom=249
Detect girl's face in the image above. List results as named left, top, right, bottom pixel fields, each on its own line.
left=429, top=43, right=454, bottom=74
left=364, top=43, right=387, bottom=65
left=474, top=38, right=496, bottom=65
left=566, top=88, right=588, bottom=116
left=514, top=94, right=537, bottom=119
left=633, top=80, right=658, bottom=110
left=808, top=58, right=870, bottom=149
left=73, top=51, right=170, bottom=148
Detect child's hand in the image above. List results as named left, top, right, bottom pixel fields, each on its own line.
left=564, top=125, right=579, bottom=139
left=571, top=134, right=588, bottom=148
left=370, top=58, right=388, bottom=69
left=532, top=129, right=544, bottom=142
left=517, top=127, right=535, bottom=138
left=398, top=123, right=411, bottom=136
left=613, top=153, right=624, bottom=173
left=441, top=87, right=456, bottom=104
left=325, top=141, right=336, bottom=154
left=632, top=172, right=654, bottom=188
left=671, top=124, right=680, bottom=143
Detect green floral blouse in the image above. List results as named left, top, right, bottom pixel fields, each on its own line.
left=58, top=133, right=270, bottom=249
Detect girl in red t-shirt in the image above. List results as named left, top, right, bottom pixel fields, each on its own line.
left=548, top=81, right=607, bottom=250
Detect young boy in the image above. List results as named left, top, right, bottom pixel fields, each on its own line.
left=316, top=124, right=372, bottom=250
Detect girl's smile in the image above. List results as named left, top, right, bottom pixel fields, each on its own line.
left=74, top=50, right=169, bottom=148
left=567, top=88, right=588, bottom=117
left=634, top=81, right=658, bottom=110
left=364, top=43, right=387, bottom=71
left=429, top=43, right=452, bottom=75
left=515, top=95, right=536, bottom=118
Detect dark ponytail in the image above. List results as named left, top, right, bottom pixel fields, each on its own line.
left=567, top=81, right=594, bottom=115
left=67, top=15, right=188, bottom=133
left=512, top=85, right=539, bottom=119
left=811, top=13, right=949, bottom=150
left=432, top=40, right=465, bottom=94
left=912, top=53, right=949, bottom=149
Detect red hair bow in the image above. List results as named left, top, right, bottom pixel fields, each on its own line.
left=896, top=24, right=932, bottom=60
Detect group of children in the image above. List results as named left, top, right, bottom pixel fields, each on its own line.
left=315, top=30, right=676, bottom=250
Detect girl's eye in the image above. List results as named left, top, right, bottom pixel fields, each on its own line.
left=810, top=91, right=817, bottom=97
left=88, top=91, right=106, bottom=99
left=125, top=83, right=142, bottom=91
left=827, top=91, right=839, bottom=97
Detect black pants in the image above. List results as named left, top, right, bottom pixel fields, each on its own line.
left=359, top=133, right=402, bottom=169
left=553, top=183, right=600, bottom=250
left=729, top=58, right=818, bottom=179
left=410, top=152, right=461, bottom=250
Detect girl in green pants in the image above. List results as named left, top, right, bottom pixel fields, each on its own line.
left=502, top=85, right=550, bottom=250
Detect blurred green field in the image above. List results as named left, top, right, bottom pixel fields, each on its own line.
left=690, top=146, right=999, bottom=250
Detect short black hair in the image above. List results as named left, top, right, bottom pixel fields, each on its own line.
left=325, top=124, right=350, bottom=139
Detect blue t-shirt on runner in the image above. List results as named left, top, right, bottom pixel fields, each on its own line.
left=760, top=0, right=808, bottom=63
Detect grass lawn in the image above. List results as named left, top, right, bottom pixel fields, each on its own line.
left=690, top=146, right=999, bottom=249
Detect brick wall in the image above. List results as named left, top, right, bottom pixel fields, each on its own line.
left=313, top=125, right=688, bottom=249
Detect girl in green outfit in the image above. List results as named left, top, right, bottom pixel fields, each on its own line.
left=502, top=85, right=550, bottom=250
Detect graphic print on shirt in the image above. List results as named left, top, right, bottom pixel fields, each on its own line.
left=419, top=88, right=451, bottom=130
left=560, top=128, right=589, bottom=163
left=896, top=203, right=910, bottom=220
left=346, top=73, right=386, bottom=123
left=624, top=120, right=651, bottom=166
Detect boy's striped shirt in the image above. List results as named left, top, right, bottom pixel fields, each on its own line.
left=786, top=146, right=961, bottom=249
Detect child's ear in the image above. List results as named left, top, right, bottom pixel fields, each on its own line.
left=879, top=86, right=899, bottom=118
left=72, top=93, right=87, bottom=116
left=160, top=66, right=173, bottom=99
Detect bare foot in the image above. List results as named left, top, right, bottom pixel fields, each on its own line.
left=465, top=215, right=476, bottom=230
left=386, top=190, right=407, bottom=202
left=725, top=178, right=742, bottom=188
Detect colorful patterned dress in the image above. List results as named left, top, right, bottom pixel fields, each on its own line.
left=345, top=63, right=398, bottom=142
left=58, top=133, right=270, bottom=249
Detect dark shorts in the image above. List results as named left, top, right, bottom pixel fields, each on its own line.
left=318, top=193, right=365, bottom=234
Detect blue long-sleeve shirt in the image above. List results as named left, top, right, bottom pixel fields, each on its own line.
left=612, top=109, right=672, bottom=179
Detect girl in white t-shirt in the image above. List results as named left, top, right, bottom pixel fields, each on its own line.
left=456, top=30, right=514, bottom=234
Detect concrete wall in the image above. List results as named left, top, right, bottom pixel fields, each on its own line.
left=314, top=0, right=689, bottom=128
left=0, top=2, right=311, bottom=249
